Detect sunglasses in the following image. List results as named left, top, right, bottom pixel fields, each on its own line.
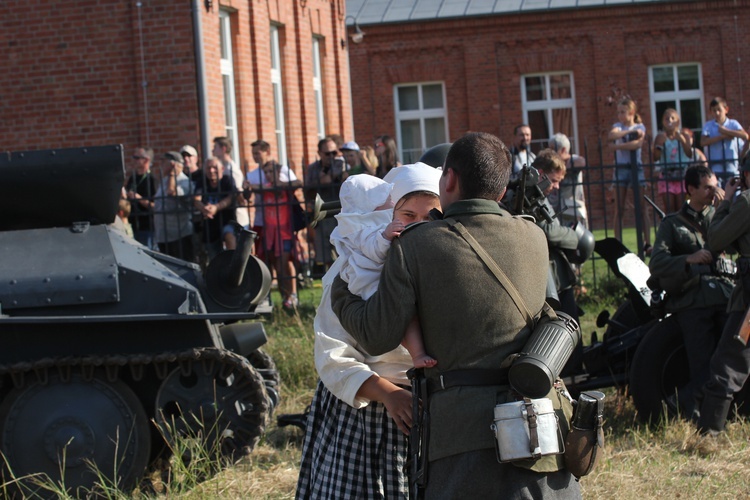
left=324, top=151, right=338, bottom=157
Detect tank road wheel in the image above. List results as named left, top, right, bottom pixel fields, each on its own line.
left=247, top=349, right=281, bottom=412
left=0, top=372, right=150, bottom=497
left=154, top=348, right=270, bottom=462
left=629, top=316, right=690, bottom=423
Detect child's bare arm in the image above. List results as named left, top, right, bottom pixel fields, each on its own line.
left=718, top=124, right=749, bottom=141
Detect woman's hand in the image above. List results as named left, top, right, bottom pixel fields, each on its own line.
left=356, top=375, right=414, bottom=435
left=382, top=387, right=413, bottom=435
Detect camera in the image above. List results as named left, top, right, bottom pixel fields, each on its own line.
left=501, top=166, right=553, bottom=223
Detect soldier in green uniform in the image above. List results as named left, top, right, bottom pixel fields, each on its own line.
left=699, top=160, right=750, bottom=435
left=648, top=165, right=731, bottom=417
left=332, top=132, right=580, bottom=498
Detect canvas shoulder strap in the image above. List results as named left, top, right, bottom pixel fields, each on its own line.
left=445, top=217, right=541, bottom=329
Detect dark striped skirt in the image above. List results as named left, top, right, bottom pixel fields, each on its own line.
left=296, top=380, right=409, bottom=499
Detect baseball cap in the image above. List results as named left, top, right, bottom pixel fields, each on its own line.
left=164, top=151, right=183, bottom=163
left=180, top=145, right=198, bottom=157
left=340, top=141, right=360, bottom=152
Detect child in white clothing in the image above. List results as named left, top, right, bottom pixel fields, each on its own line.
left=331, top=163, right=442, bottom=368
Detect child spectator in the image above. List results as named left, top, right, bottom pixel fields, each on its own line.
left=653, top=108, right=693, bottom=213
left=702, top=96, right=748, bottom=180
left=330, top=165, right=442, bottom=367
left=608, top=97, right=651, bottom=252
left=117, top=198, right=134, bottom=238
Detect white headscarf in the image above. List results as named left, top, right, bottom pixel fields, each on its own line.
left=383, top=162, right=442, bottom=206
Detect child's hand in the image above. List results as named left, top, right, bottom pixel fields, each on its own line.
left=383, top=220, right=405, bottom=241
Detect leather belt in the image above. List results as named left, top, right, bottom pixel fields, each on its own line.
left=427, top=368, right=509, bottom=394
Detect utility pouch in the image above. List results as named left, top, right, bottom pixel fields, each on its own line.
left=491, top=397, right=563, bottom=463
left=564, top=391, right=605, bottom=479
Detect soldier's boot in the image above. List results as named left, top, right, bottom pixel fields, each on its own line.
left=697, top=394, right=733, bottom=437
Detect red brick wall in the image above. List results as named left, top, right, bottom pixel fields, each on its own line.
left=347, top=0, right=750, bottom=228
left=1, top=0, right=352, bottom=180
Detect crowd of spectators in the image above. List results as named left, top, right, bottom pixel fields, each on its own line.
left=120, top=134, right=406, bottom=310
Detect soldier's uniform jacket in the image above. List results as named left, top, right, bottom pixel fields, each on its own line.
left=709, top=190, right=750, bottom=312
left=650, top=203, right=733, bottom=312
left=332, top=199, right=549, bottom=462
left=537, top=197, right=578, bottom=292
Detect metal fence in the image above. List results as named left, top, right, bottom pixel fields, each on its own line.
left=127, top=138, right=746, bottom=307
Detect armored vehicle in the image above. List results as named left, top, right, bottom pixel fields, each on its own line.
left=0, top=145, right=276, bottom=496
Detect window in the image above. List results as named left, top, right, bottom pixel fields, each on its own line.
left=312, top=37, right=326, bottom=141
left=219, top=11, right=240, bottom=165
left=648, top=64, right=704, bottom=142
left=271, top=25, right=288, bottom=166
left=394, top=82, right=449, bottom=164
left=521, top=72, right=578, bottom=154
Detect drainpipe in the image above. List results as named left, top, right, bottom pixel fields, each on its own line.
left=192, top=0, right=210, bottom=160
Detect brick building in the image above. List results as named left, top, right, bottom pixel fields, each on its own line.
left=346, top=0, right=749, bottom=228
left=2, top=0, right=355, bottom=177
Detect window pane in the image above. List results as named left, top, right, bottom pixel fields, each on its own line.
left=551, top=108, right=573, bottom=138
left=219, top=18, right=229, bottom=60
left=527, top=110, right=549, bottom=153
left=273, top=82, right=284, bottom=132
left=423, top=84, right=444, bottom=109
left=652, top=67, right=674, bottom=92
left=223, top=75, right=234, bottom=128
left=677, top=65, right=700, bottom=91
left=680, top=99, right=702, bottom=131
left=654, top=100, right=676, bottom=131
left=424, top=117, right=446, bottom=147
left=400, top=119, right=422, bottom=163
left=398, top=86, right=419, bottom=111
left=549, top=74, right=571, bottom=100
left=525, top=76, right=545, bottom=101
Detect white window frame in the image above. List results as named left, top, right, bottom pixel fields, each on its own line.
left=520, top=72, right=579, bottom=154
left=393, top=82, right=449, bottom=164
left=312, top=37, right=326, bottom=141
left=648, top=63, right=704, bottom=135
left=270, top=25, right=288, bottom=167
left=219, top=10, right=240, bottom=165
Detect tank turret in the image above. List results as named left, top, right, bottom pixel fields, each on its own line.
left=0, top=145, right=276, bottom=497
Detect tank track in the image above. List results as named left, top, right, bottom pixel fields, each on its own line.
left=0, top=347, right=271, bottom=458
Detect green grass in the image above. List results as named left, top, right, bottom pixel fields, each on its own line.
left=13, top=231, right=750, bottom=499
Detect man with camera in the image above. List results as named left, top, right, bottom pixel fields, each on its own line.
left=305, top=137, right=349, bottom=270
left=698, top=161, right=750, bottom=435
left=649, top=165, right=731, bottom=418
left=331, top=132, right=580, bottom=498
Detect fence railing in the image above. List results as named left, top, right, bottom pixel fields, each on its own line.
left=126, top=138, right=746, bottom=306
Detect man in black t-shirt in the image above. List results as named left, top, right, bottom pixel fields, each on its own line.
left=125, top=147, right=156, bottom=249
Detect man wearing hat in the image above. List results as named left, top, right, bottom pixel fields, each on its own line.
left=341, top=141, right=374, bottom=176
left=180, top=145, right=200, bottom=179
left=125, top=146, right=157, bottom=249
left=153, top=151, right=194, bottom=261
